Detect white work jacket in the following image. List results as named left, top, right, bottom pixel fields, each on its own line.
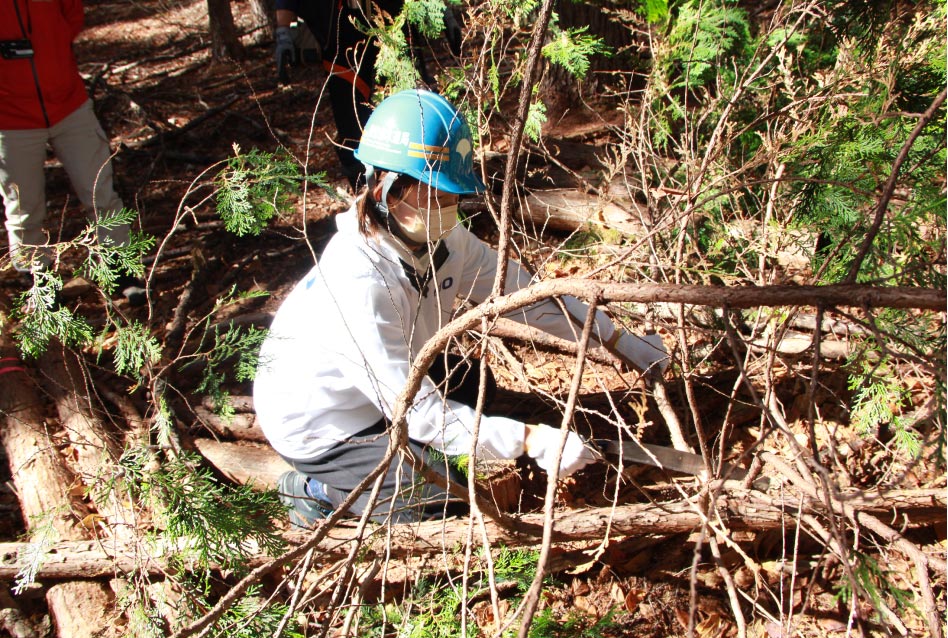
left=253, top=203, right=620, bottom=462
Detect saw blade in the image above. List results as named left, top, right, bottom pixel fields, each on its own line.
left=594, top=439, right=746, bottom=480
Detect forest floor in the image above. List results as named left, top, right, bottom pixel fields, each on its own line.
left=0, top=1, right=944, bottom=637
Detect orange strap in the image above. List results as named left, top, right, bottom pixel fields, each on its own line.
left=322, top=61, right=372, bottom=101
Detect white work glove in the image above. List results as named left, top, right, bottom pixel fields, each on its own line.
left=275, top=26, right=296, bottom=67
left=524, top=424, right=600, bottom=479
left=612, top=331, right=669, bottom=376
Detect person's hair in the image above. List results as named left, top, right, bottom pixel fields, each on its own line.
left=356, top=171, right=417, bottom=238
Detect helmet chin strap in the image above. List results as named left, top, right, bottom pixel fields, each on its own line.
left=364, top=164, right=426, bottom=250
left=364, top=164, right=398, bottom=220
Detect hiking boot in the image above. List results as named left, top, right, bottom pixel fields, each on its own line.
left=115, top=273, right=147, bottom=307
left=277, top=471, right=333, bottom=528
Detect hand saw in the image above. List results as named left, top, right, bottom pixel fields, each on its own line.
left=593, top=439, right=747, bottom=481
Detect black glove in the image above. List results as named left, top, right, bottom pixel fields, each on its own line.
left=443, top=6, right=462, bottom=57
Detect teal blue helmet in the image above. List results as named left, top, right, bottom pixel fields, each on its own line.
left=354, top=89, right=485, bottom=195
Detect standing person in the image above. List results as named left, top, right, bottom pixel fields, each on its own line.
left=0, top=0, right=145, bottom=305
left=273, top=0, right=460, bottom=190
left=253, top=89, right=669, bottom=526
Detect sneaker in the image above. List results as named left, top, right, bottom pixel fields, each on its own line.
left=277, top=470, right=333, bottom=528
left=115, top=273, right=147, bottom=307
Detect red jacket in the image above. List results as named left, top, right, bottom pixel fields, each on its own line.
left=0, top=0, right=89, bottom=129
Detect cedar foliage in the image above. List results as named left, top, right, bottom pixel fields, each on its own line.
left=1, top=0, right=944, bottom=636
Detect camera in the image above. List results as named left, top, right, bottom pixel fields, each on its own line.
left=0, top=40, right=34, bottom=60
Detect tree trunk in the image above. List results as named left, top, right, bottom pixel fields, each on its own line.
left=0, top=359, right=79, bottom=539
left=247, top=0, right=275, bottom=44
left=540, top=0, right=641, bottom=112
left=0, top=339, right=116, bottom=638
left=207, top=0, right=245, bottom=60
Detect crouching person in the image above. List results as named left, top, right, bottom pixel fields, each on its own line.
left=253, top=90, right=669, bottom=526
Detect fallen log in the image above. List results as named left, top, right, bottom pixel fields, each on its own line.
left=191, top=438, right=290, bottom=487
left=193, top=404, right=266, bottom=443
left=0, top=337, right=117, bottom=638
left=521, top=187, right=646, bottom=236
left=0, top=357, right=79, bottom=539
left=38, top=344, right=136, bottom=541
left=1, top=488, right=942, bottom=580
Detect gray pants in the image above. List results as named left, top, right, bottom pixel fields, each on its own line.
left=0, top=100, right=129, bottom=272
left=283, top=422, right=469, bottom=524
left=283, top=353, right=496, bottom=523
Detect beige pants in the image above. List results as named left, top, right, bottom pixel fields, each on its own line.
left=0, top=100, right=129, bottom=272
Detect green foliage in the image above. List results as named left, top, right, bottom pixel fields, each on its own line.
left=183, top=316, right=268, bottom=420
left=356, top=546, right=625, bottom=638
left=848, top=357, right=921, bottom=457
left=215, top=144, right=320, bottom=237
left=359, top=547, right=541, bottom=637
left=524, top=99, right=548, bottom=143
left=13, top=269, right=94, bottom=358
left=778, top=4, right=946, bottom=286
left=790, top=97, right=946, bottom=285
left=9, top=208, right=155, bottom=359
left=118, top=448, right=286, bottom=574
left=153, top=394, right=176, bottom=449
left=833, top=551, right=915, bottom=616
left=205, top=586, right=300, bottom=638
left=639, top=0, right=669, bottom=24
left=542, top=25, right=610, bottom=79
left=492, top=546, right=540, bottom=591
left=80, top=208, right=155, bottom=292
left=402, top=0, right=450, bottom=39
left=663, top=0, right=751, bottom=90
left=556, top=226, right=624, bottom=260
left=530, top=608, right=621, bottom=638
left=111, top=320, right=162, bottom=381
left=647, top=0, right=753, bottom=149
left=427, top=449, right=471, bottom=479
left=373, top=16, right=420, bottom=90
left=497, top=0, right=541, bottom=23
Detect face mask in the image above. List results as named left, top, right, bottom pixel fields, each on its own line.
left=397, top=201, right=459, bottom=244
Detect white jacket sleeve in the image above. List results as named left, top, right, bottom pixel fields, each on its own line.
left=328, top=267, right=525, bottom=460
left=455, top=229, right=619, bottom=346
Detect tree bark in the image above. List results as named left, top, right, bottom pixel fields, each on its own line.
left=0, top=339, right=116, bottom=638
left=193, top=400, right=267, bottom=443
left=207, top=0, right=245, bottom=60
left=0, top=359, right=79, bottom=540
left=540, top=0, right=640, bottom=111
left=38, top=344, right=136, bottom=542
left=46, top=582, right=116, bottom=638
left=247, top=0, right=275, bottom=44
left=1, top=488, right=942, bottom=580
left=521, top=187, right=646, bottom=235
left=191, top=438, right=290, bottom=487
